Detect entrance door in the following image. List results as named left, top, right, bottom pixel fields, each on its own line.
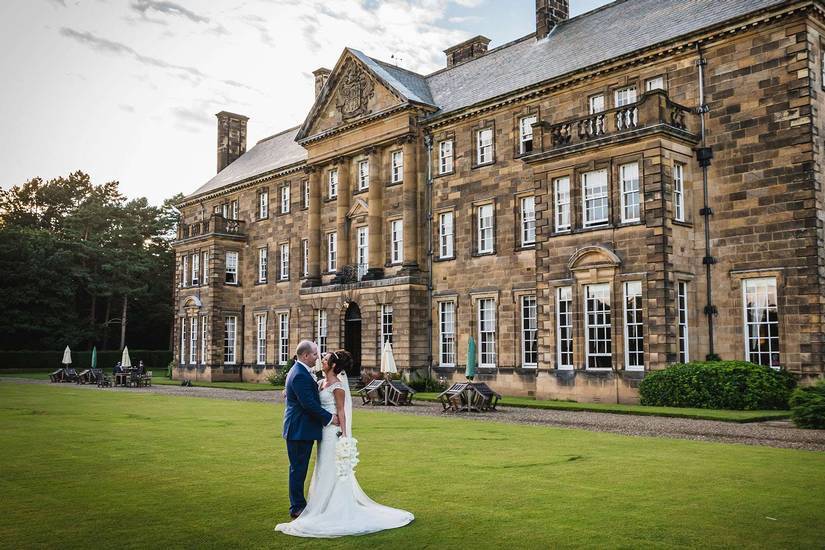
left=344, top=302, right=362, bottom=377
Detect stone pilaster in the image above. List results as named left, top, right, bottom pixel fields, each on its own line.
left=305, top=166, right=321, bottom=287
left=363, top=147, right=384, bottom=280
left=401, top=135, right=419, bottom=273
left=336, top=156, right=351, bottom=268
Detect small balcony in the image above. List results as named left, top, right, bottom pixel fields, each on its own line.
left=174, top=214, right=246, bottom=244
left=525, top=90, right=699, bottom=162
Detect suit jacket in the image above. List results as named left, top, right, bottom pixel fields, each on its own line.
left=282, top=361, right=333, bottom=441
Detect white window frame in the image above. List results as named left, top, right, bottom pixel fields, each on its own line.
left=200, top=315, right=207, bottom=365
left=678, top=281, right=689, bottom=363
left=521, top=295, right=538, bottom=368
left=439, top=301, right=456, bottom=367
left=358, top=160, right=369, bottom=191
left=202, top=251, right=208, bottom=283
left=189, top=316, right=198, bottom=365
left=191, top=253, right=200, bottom=286
left=476, top=128, right=494, bottom=165
left=302, top=180, right=309, bottom=209
left=390, top=220, right=403, bottom=264
left=280, top=184, right=290, bottom=214
left=255, top=313, right=267, bottom=366
left=582, top=169, right=609, bottom=228
left=380, top=305, right=393, bottom=346
left=743, top=278, right=781, bottom=369
left=477, top=204, right=494, bottom=254
left=645, top=76, right=665, bottom=91
left=229, top=200, right=239, bottom=220
left=520, top=196, right=536, bottom=246
left=301, top=239, right=308, bottom=277
left=589, top=94, right=605, bottom=114
left=225, top=251, right=238, bottom=285
left=327, top=232, right=337, bottom=272
left=182, top=255, right=189, bottom=287
left=673, top=162, right=685, bottom=222
left=279, top=243, right=289, bottom=281
left=224, top=316, right=237, bottom=365
left=278, top=312, right=289, bottom=366
left=328, top=169, right=338, bottom=199
left=620, top=162, right=640, bottom=223
left=316, top=310, right=327, bottom=354
left=614, top=86, right=637, bottom=107
left=257, top=247, right=268, bottom=283
left=439, top=211, right=454, bottom=259
left=356, top=227, right=368, bottom=280
left=623, top=281, right=644, bottom=371
left=519, top=115, right=537, bottom=155
left=391, top=151, right=403, bottom=183
left=477, top=298, right=497, bottom=368
left=259, top=190, right=268, bottom=219
left=439, top=140, right=454, bottom=174
left=179, top=318, right=185, bottom=363
left=554, top=177, right=571, bottom=232
left=585, top=283, right=612, bottom=370
left=557, top=287, right=574, bottom=370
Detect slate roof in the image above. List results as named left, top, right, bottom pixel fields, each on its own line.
left=186, top=125, right=306, bottom=199
left=183, top=0, right=789, bottom=201
left=424, top=0, right=788, bottom=116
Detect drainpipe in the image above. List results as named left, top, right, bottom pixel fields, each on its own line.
left=239, top=304, right=245, bottom=381
left=695, top=45, right=717, bottom=359
left=424, top=133, right=434, bottom=381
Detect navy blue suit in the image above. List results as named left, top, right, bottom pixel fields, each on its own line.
left=282, top=361, right=333, bottom=515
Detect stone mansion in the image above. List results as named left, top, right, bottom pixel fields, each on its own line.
left=172, top=0, right=825, bottom=402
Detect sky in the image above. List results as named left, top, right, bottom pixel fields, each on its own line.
left=0, top=0, right=611, bottom=206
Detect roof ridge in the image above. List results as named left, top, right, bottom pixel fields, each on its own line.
left=371, top=57, right=427, bottom=78
left=256, top=124, right=301, bottom=144
left=424, top=32, right=535, bottom=79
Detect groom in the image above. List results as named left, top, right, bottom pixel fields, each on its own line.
left=282, top=340, right=338, bottom=518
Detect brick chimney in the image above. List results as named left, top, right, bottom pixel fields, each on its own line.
left=216, top=111, right=248, bottom=173
left=444, top=35, right=491, bottom=68
left=536, top=0, right=569, bottom=40
left=313, top=67, right=331, bottom=99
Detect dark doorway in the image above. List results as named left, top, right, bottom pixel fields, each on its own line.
left=344, top=302, right=362, bottom=377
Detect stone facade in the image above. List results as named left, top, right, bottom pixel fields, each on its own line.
left=172, top=0, right=825, bottom=402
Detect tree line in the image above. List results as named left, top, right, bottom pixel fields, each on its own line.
left=0, top=171, right=182, bottom=351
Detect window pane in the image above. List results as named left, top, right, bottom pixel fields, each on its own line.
left=557, top=287, right=573, bottom=369
left=620, top=163, right=640, bottom=222
left=521, top=296, right=537, bottom=366
left=623, top=281, right=644, bottom=369
left=583, top=170, right=609, bottom=227
left=743, top=278, right=780, bottom=368
left=586, top=284, right=611, bottom=369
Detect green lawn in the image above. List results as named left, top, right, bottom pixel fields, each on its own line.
left=0, top=383, right=822, bottom=549
left=0, top=371, right=279, bottom=391
left=416, top=393, right=791, bottom=422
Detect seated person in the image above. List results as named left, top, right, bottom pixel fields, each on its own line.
left=135, top=361, right=145, bottom=375
left=112, top=362, right=123, bottom=375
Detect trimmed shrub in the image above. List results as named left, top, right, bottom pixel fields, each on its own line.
left=789, top=380, right=825, bottom=429
left=639, top=361, right=795, bottom=410
left=0, top=350, right=172, bottom=371
left=267, top=359, right=294, bottom=387
left=407, top=373, right=448, bottom=393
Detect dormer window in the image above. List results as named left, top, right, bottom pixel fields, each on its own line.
left=519, top=116, right=537, bottom=155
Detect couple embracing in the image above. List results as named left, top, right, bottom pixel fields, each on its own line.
left=275, top=340, right=414, bottom=538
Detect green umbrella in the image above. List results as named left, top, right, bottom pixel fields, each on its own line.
left=90, top=347, right=97, bottom=369
left=466, top=336, right=477, bottom=381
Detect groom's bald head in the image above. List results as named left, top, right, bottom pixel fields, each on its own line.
left=296, top=340, right=317, bottom=364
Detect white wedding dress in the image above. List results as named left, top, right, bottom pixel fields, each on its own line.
left=275, top=374, right=414, bottom=538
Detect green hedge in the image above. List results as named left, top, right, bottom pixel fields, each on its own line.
left=0, top=350, right=172, bottom=371
left=789, top=380, right=825, bottom=429
left=639, top=361, right=796, bottom=410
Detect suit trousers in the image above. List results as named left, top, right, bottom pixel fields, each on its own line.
left=286, top=439, right=315, bottom=514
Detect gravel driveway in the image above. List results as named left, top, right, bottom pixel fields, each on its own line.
left=6, top=377, right=825, bottom=452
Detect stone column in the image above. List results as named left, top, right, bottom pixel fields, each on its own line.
left=401, top=135, right=419, bottom=272
left=305, top=166, right=321, bottom=287
left=363, top=147, right=384, bottom=281
left=336, top=156, right=351, bottom=269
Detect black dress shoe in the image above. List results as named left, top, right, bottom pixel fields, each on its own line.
left=289, top=509, right=303, bottom=519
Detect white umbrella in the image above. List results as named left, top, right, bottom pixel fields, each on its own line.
left=61, top=346, right=72, bottom=365
left=121, top=346, right=132, bottom=368
left=380, top=341, right=397, bottom=374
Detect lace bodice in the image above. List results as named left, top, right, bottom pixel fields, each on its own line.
left=319, top=382, right=344, bottom=413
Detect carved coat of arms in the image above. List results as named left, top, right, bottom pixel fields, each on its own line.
left=336, top=66, right=375, bottom=120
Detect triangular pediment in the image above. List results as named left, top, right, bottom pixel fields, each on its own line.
left=347, top=198, right=369, bottom=220
left=297, top=48, right=434, bottom=142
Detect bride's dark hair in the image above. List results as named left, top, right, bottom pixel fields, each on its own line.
left=328, top=349, right=353, bottom=375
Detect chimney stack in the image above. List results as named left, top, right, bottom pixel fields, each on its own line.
left=216, top=111, right=248, bottom=173
left=313, top=67, right=331, bottom=99
left=444, top=35, right=491, bottom=68
left=536, top=0, right=569, bottom=40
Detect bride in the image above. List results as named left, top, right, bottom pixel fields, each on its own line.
left=275, top=349, right=414, bottom=538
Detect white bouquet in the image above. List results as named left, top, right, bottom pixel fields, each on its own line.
left=335, top=436, right=360, bottom=480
